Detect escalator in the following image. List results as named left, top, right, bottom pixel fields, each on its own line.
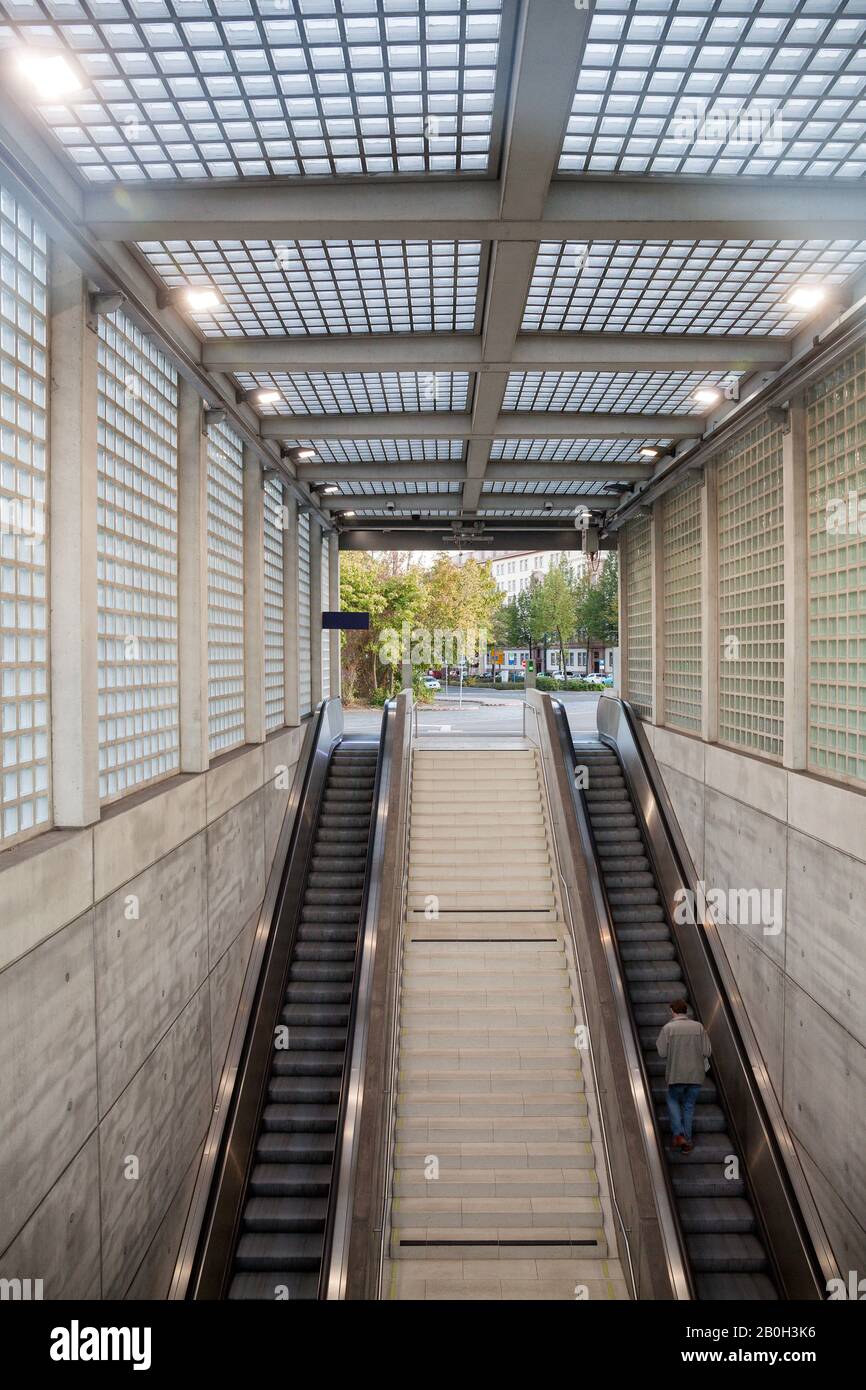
left=171, top=699, right=394, bottom=1301
left=546, top=694, right=839, bottom=1302
left=577, top=736, right=775, bottom=1300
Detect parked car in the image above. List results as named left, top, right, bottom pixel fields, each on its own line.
left=422, top=676, right=441, bottom=691
left=582, top=673, right=608, bottom=687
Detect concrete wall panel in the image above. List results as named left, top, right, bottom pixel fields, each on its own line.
left=126, top=1144, right=204, bottom=1300
left=93, top=775, right=206, bottom=902
left=717, top=921, right=785, bottom=1093
left=0, top=1136, right=101, bottom=1299
left=0, top=830, right=93, bottom=973
left=0, top=912, right=97, bottom=1253
left=704, top=743, right=788, bottom=821
left=207, top=791, right=265, bottom=965
left=702, top=787, right=787, bottom=969
left=786, top=828, right=866, bottom=1051
left=94, top=835, right=208, bottom=1115
left=656, top=761, right=705, bottom=876
left=209, top=912, right=257, bottom=1097
left=207, top=745, right=264, bottom=825
left=783, top=979, right=866, bottom=1239
left=98, top=984, right=212, bottom=1297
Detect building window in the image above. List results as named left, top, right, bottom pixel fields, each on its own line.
left=623, top=512, right=653, bottom=719
left=662, top=479, right=702, bottom=733
left=206, top=419, right=245, bottom=755
left=0, top=187, right=50, bottom=844
left=263, top=478, right=285, bottom=733
left=807, top=347, right=866, bottom=787
left=717, top=416, right=785, bottom=759
left=96, top=310, right=179, bottom=803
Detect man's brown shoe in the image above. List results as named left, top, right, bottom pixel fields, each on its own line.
left=671, top=1134, right=685, bottom=1150
left=680, top=1140, right=694, bottom=1155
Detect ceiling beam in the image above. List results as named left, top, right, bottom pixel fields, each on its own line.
left=298, top=460, right=652, bottom=483
left=321, top=492, right=617, bottom=513
left=339, top=527, right=597, bottom=551
left=84, top=176, right=866, bottom=244
left=203, top=332, right=789, bottom=375
left=299, top=462, right=465, bottom=483
left=486, top=461, right=653, bottom=483
left=261, top=411, right=698, bottom=441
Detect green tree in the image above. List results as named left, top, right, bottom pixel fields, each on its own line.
left=420, top=554, right=501, bottom=664
left=573, top=554, right=619, bottom=648
left=535, top=559, right=578, bottom=676
left=339, top=552, right=425, bottom=701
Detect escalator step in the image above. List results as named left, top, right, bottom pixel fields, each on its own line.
left=269, top=1077, right=341, bottom=1104
left=296, top=927, right=358, bottom=945
left=249, top=1163, right=332, bottom=1198
left=625, top=961, right=683, bottom=984
left=620, top=942, right=677, bottom=962
left=262, top=1103, right=338, bottom=1132
left=229, top=1272, right=319, bottom=1300
left=274, top=1026, right=348, bottom=1049
left=300, top=906, right=359, bottom=924
left=657, top=1107, right=727, bottom=1136
left=257, top=1131, right=336, bottom=1164
left=695, top=1273, right=778, bottom=1301
left=294, top=944, right=357, bottom=963
left=629, top=981, right=689, bottom=1004
left=272, top=1051, right=345, bottom=1077
left=235, top=1232, right=325, bottom=1272
left=619, top=926, right=671, bottom=943
left=243, top=1197, right=328, bottom=1232
left=679, top=1198, right=756, bottom=1234
left=285, top=983, right=352, bottom=1004
left=289, top=963, right=355, bottom=982
left=687, top=1233, right=768, bottom=1273
left=671, top=1164, right=745, bottom=1199
left=281, top=1004, right=350, bottom=1026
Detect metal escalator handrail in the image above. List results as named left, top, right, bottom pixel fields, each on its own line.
left=544, top=697, right=694, bottom=1301
left=597, top=694, right=840, bottom=1299
left=523, top=698, right=638, bottom=1301
left=170, top=697, right=345, bottom=1300
left=321, top=698, right=397, bottom=1299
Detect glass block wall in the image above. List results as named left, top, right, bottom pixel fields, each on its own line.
left=321, top=532, right=330, bottom=701
left=662, top=479, right=702, bottom=733
left=623, top=511, right=653, bottom=719
left=298, top=509, right=312, bottom=717
left=96, top=310, right=179, bottom=802
left=263, top=477, right=285, bottom=733
left=206, top=420, right=245, bottom=755
left=717, top=417, right=785, bottom=759
left=0, top=187, right=50, bottom=844
left=807, top=346, right=866, bottom=787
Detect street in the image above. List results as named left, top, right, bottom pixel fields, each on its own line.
left=343, top=689, right=602, bottom=738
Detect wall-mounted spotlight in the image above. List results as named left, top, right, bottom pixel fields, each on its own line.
left=237, top=387, right=283, bottom=408
left=157, top=284, right=224, bottom=313
left=202, top=407, right=227, bottom=433
left=87, top=290, right=126, bottom=331
left=283, top=446, right=317, bottom=466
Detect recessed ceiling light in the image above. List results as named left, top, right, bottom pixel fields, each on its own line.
left=185, top=286, right=222, bottom=312
left=254, top=388, right=281, bottom=406
left=787, top=284, right=825, bottom=311
left=17, top=50, right=81, bottom=100
left=639, top=447, right=659, bottom=460
left=694, top=386, right=722, bottom=408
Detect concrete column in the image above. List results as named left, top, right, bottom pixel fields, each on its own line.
left=651, top=504, right=665, bottom=726
left=309, top=518, right=323, bottom=708
left=700, top=466, right=719, bottom=745
left=48, top=247, right=99, bottom=826
left=282, top=491, right=300, bottom=727
left=243, top=447, right=266, bottom=745
left=783, top=397, right=808, bottom=770
left=328, top=534, right=341, bottom=699
left=176, top=378, right=209, bottom=773
left=617, top=533, right=628, bottom=699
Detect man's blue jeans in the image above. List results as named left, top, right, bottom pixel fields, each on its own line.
left=666, top=1082, right=702, bottom=1142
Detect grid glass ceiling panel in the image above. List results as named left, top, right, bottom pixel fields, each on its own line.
left=525, top=240, right=866, bottom=336
left=1, top=0, right=503, bottom=183
left=560, top=1, right=866, bottom=179
left=283, top=438, right=464, bottom=462
left=491, top=437, right=671, bottom=461
left=235, top=370, right=470, bottom=412
left=503, top=370, right=733, bottom=415
left=138, top=239, right=482, bottom=335
left=335, top=480, right=460, bottom=495
left=485, top=480, right=614, bottom=497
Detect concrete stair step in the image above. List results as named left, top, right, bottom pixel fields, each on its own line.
left=400, top=1027, right=576, bottom=1048
left=394, top=1141, right=597, bottom=1170
left=400, top=1070, right=584, bottom=1094
left=396, top=1093, right=588, bottom=1118
left=390, top=1229, right=609, bottom=1260
left=399, top=1006, right=574, bottom=1028
left=407, top=924, right=562, bottom=943
left=390, top=1196, right=605, bottom=1228
left=396, top=1116, right=592, bottom=1143
left=400, top=1048, right=582, bottom=1071
left=393, top=1169, right=600, bottom=1198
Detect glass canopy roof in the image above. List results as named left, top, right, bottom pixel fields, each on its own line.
left=234, top=368, right=471, bottom=412
left=503, top=369, right=736, bottom=415
left=525, top=239, right=866, bottom=335
left=0, top=0, right=505, bottom=182
left=139, top=237, right=483, bottom=334
left=559, top=0, right=866, bottom=180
